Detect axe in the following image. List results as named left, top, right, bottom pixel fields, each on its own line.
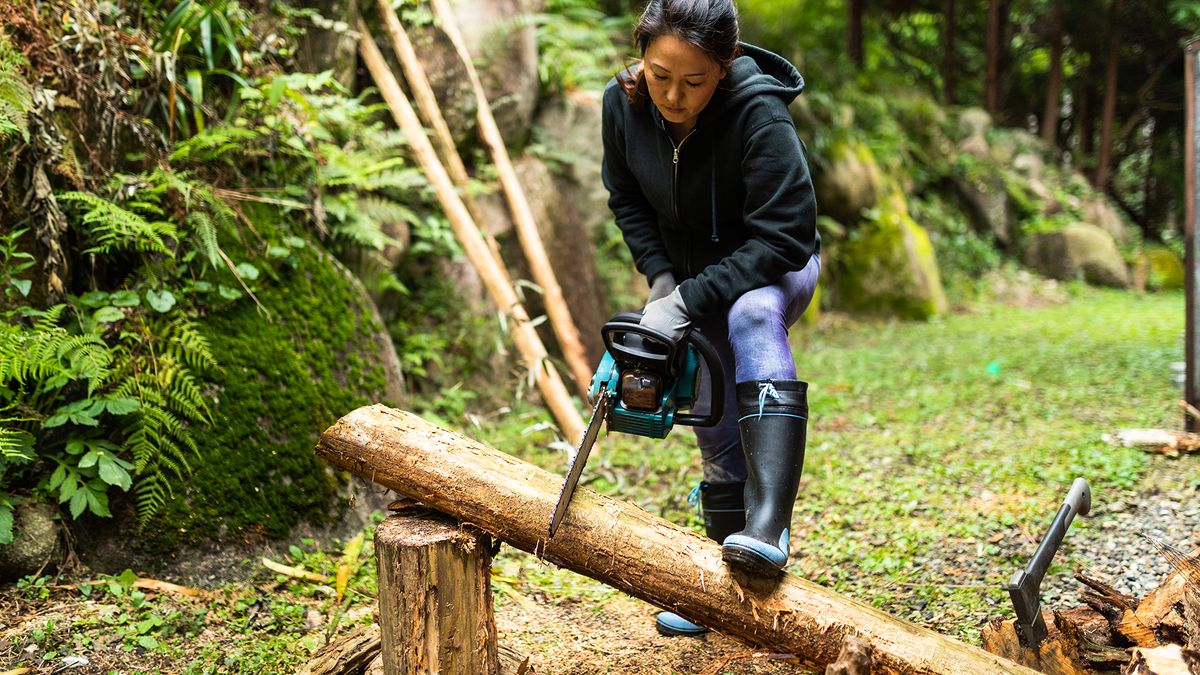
left=1006, top=477, right=1092, bottom=648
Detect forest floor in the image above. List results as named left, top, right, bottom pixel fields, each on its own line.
left=2, top=282, right=1198, bottom=674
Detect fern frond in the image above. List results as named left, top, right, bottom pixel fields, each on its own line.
left=133, top=472, right=172, bottom=527
left=186, top=211, right=221, bottom=268
left=356, top=195, right=421, bottom=228
left=165, top=318, right=217, bottom=371
left=169, top=126, right=259, bottom=162
left=0, top=30, right=32, bottom=143
left=58, top=191, right=178, bottom=257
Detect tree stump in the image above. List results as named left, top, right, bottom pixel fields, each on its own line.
left=375, top=508, right=499, bottom=675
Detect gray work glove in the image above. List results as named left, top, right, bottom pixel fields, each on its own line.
left=646, top=272, right=677, bottom=305
left=640, top=287, right=690, bottom=343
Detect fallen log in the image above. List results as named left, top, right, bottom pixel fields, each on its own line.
left=316, top=405, right=1035, bottom=674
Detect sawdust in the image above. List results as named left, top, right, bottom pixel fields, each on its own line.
left=494, top=591, right=813, bottom=674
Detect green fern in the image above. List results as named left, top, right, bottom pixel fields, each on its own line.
left=107, top=314, right=213, bottom=525
left=0, top=29, right=32, bottom=143
left=58, top=191, right=179, bottom=257
left=0, top=311, right=111, bottom=391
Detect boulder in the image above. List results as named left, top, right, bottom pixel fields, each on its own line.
left=532, top=90, right=607, bottom=231
left=813, top=139, right=881, bottom=226
left=950, top=164, right=1016, bottom=250
left=72, top=239, right=407, bottom=563
left=0, top=502, right=59, bottom=581
left=1135, top=244, right=1184, bottom=292
left=956, top=108, right=992, bottom=157
left=482, top=154, right=609, bottom=362
left=1023, top=223, right=1130, bottom=288
left=1080, top=195, right=1131, bottom=245
left=831, top=194, right=948, bottom=320
left=410, top=0, right=540, bottom=149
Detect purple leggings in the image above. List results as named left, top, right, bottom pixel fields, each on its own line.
left=691, top=252, right=820, bottom=483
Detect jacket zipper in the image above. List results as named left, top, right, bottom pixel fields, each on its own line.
left=670, top=130, right=695, bottom=276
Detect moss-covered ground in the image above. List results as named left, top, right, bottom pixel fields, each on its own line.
left=2, top=286, right=1195, bottom=672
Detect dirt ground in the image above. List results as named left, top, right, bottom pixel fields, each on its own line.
left=494, top=581, right=812, bottom=675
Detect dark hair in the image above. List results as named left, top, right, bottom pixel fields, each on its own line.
left=620, top=0, right=741, bottom=108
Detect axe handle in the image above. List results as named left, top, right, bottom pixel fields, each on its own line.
left=1016, top=477, right=1092, bottom=598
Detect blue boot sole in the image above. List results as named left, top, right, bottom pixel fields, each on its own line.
left=655, top=611, right=709, bottom=637
left=722, top=534, right=787, bottom=578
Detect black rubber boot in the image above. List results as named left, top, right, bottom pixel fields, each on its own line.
left=655, top=481, right=745, bottom=637
left=721, top=379, right=808, bottom=578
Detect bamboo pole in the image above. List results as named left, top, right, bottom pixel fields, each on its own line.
left=358, top=24, right=585, bottom=444
left=317, top=405, right=1040, bottom=675
left=429, top=0, right=595, bottom=397
left=374, top=0, right=497, bottom=258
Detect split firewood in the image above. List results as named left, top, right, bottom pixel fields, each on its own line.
left=296, top=624, right=381, bottom=675
left=1102, top=429, right=1200, bottom=456
left=982, top=608, right=1122, bottom=675
left=1123, top=645, right=1190, bottom=675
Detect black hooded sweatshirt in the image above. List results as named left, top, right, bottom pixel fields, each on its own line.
left=601, top=42, right=819, bottom=319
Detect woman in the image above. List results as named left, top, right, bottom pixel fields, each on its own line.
left=600, top=0, right=820, bottom=636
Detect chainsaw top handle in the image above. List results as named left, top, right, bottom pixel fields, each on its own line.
left=600, top=312, right=724, bottom=427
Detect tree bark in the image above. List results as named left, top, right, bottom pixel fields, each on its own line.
left=942, top=0, right=957, bottom=105
left=1094, top=0, right=1123, bottom=191
left=1041, top=3, right=1064, bottom=146
left=375, top=510, right=498, bottom=675
left=357, top=27, right=586, bottom=444
left=985, top=0, right=1001, bottom=116
left=848, top=0, right=864, bottom=69
left=316, top=405, right=1038, bottom=675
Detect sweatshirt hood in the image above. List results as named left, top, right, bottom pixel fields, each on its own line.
left=702, top=43, right=804, bottom=119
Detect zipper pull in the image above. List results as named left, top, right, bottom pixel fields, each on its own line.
left=673, top=146, right=679, bottom=165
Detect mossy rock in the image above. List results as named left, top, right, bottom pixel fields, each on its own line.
left=1139, top=244, right=1184, bottom=292
left=1023, top=222, right=1130, bottom=289
left=143, top=242, right=402, bottom=550
left=813, top=139, right=881, bottom=226
left=832, top=195, right=948, bottom=320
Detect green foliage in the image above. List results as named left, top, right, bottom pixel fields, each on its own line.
left=0, top=28, right=32, bottom=144
left=531, top=0, right=628, bottom=95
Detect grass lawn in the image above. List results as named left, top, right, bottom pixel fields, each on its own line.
left=4, top=287, right=1191, bottom=672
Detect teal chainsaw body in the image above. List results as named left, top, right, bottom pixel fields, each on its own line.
left=547, top=312, right=724, bottom=538
left=589, top=312, right=722, bottom=438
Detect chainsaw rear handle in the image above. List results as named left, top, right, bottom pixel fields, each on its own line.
left=600, top=312, right=724, bottom=428
left=673, top=329, right=723, bottom=428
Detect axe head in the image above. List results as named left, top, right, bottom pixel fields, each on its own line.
left=1007, top=569, right=1048, bottom=648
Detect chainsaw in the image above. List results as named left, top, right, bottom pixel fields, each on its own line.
left=547, top=312, right=724, bottom=538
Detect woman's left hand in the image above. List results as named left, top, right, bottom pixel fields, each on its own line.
left=640, top=288, right=691, bottom=342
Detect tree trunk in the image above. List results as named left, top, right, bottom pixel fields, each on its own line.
left=1041, top=3, right=1064, bottom=146
left=985, top=0, right=1001, bottom=116
left=1077, top=66, right=1095, bottom=156
left=848, top=0, right=864, bottom=69
left=316, top=405, right=1038, bottom=675
left=942, top=0, right=957, bottom=105
left=375, top=510, right=498, bottom=675
left=1094, top=0, right=1123, bottom=191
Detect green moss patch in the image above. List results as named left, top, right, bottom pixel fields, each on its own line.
left=147, top=242, right=391, bottom=548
